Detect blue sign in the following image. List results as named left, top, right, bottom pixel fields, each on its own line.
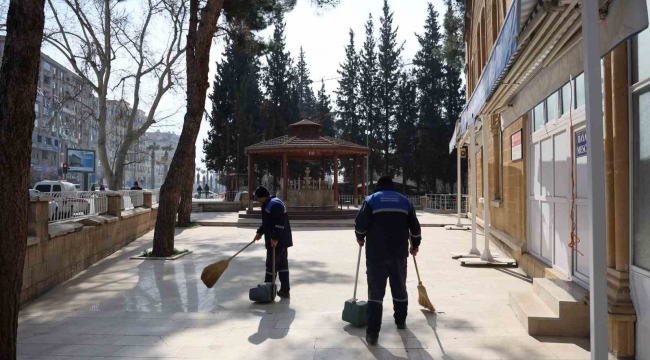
left=575, top=130, right=587, bottom=158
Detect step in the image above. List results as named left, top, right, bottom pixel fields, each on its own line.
left=509, top=290, right=589, bottom=337
left=533, top=278, right=588, bottom=316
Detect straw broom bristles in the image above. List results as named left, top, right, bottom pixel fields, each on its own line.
left=201, top=239, right=256, bottom=288
left=417, top=281, right=436, bottom=312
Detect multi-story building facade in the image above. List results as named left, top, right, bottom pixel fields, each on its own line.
left=142, top=130, right=179, bottom=189
left=0, top=35, right=98, bottom=187
left=449, top=0, right=649, bottom=358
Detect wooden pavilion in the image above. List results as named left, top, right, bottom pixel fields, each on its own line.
left=244, top=120, right=370, bottom=211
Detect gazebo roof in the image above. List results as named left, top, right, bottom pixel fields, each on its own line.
left=245, top=120, right=369, bottom=158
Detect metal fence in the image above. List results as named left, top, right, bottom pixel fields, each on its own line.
left=119, top=190, right=144, bottom=210
left=407, top=195, right=422, bottom=206
left=337, top=195, right=365, bottom=207
left=425, top=194, right=469, bottom=213
left=39, top=191, right=108, bottom=223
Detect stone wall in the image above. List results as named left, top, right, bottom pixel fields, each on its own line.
left=285, top=189, right=335, bottom=209
left=22, top=192, right=158, bottom=307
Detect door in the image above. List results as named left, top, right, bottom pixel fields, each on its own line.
left=527, top=99, right=589, bottom=287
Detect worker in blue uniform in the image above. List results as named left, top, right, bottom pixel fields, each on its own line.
left=354, top=175, right=422, bottom=345
left=253, top=186, right=292, bottom=298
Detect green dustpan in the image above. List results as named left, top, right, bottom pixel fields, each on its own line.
left=342, top=245, right=367, bottom=326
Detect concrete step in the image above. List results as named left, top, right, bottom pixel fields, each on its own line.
left=509, top=279, right=590, bottom=337
left=533, top=278, right=588, bottom=315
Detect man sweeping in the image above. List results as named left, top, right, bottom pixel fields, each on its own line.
left=253, top=186, right=292, bottom=299
left=354, top=175, right=422, bottom=345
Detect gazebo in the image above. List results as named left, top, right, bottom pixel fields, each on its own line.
left=245, top=120, right=370, bottom=211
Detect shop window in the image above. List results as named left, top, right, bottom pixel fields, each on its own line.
left=633, top=90, right=650, bottom=271
left=633, top=10, right=650, bottom=83
left=533, top=101, right=545, bottom=131
left=575, top=73, right=585, bottom=109
left=547, top=91, right=558, bottom=122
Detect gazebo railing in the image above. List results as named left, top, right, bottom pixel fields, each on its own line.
left=287, top=179, right=333, bottom=190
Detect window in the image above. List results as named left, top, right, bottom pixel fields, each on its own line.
left=34, top=104, right=39, bottom=115
left=37, top=135, right=42, bottom=143
left=44, top=76, right=51, bottom=85
left=534, top=101, right=545, bottom=131
left=632, top=12, right=650, bottom=272
left=46, top=137, right=52, bottom=145
left=561, top=82, right=572, bottom=115
left=42, top=151, right=49, bottom=160
left=575, top=73, right=585, bottom=109
left=52, top=185, right=61, bottom=192
left=42, top=61, right=51, bottom=71
left=54, top=139, right=59, bottom=147
left=35, top=184, right=50, bottom=192
left=547, top=91, right=558, bottom=122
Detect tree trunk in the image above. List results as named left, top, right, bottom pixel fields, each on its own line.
left=0, top=0, right=46, bottom=357
left=177, top=150, right=195, bottom=227
left=152, top=0, right=224, bottom=257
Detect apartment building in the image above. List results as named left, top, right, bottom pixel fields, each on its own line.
left=448, top=0, right=649, bottom=358
left=0, top=35, right=98, bottom=187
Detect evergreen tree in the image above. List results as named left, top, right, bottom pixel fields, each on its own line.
left=394, top=70, right=418, bottom=193
left=414, top=2, right=445, bottom=191
left=377, top=0, right=403, bottom=176
left=296, top=47, right=317, bottom=118
left=335, top=29, right=362, bottom=179
left=262, top=8, right=294, bottom=139
left=204, top=29, right=263, bottom=184
left=441, top=0, right=466, bottom=189
left=359, top=13, right=380, bottom=187
left=316, top=79, right=336, bottom=138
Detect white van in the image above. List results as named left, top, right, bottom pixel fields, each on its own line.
left=33, top=181, right=90, bottom=218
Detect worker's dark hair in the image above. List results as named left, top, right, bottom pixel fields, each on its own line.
left=375, top=175, right=395, bottom=192
left=255, top=185, right=271, bottom=199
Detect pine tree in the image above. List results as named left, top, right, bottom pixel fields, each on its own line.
left=262, top=8, right=293, bottom=139
left=441, top=0, right=466, bottom=189
left=316, top=79, right=336, bottom=138
left=296, top=47, right=317, bottom=118
left=359, top=13, right=380, bottom=187
left=414, top=2, right=445, bottom=191
left=394, top=70, right=418, bottom=193
left=204, top=30, right=263, bottom=184
left=335, top=29, right=362, bottom=180
left=377, top=0, right=403, bottom=176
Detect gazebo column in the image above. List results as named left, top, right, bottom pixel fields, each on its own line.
left=333, top=153, right=339, bottom=207
left=282, top=153, right=288, bottom=200
left=248, top=155, right=254, bottom=211
left=359, top=156, right=368, bottom=198
left=353, top=156, right=358, bottom=206
left=321, top=158, right=325, bottom=181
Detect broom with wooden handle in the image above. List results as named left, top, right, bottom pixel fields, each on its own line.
left=201, top=239, right=256, bottom=288
left=411, top=238, right=435, bottom=312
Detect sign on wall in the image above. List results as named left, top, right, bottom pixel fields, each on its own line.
left=575, top=130, right=588, bottom=158
left=66, top=149, right=96, bottom=173
left=511, top=130, right=522, bottom=161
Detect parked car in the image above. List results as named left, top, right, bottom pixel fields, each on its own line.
left=33, top=180, right=91, bottom=218
left=29, top=189, right=59, bottom=221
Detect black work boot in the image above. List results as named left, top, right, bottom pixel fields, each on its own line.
left=277, top=289, right=290, bottom=299
left=366, top=332, right=379, bottom=345
left=395, top=321, right=406, bottom=330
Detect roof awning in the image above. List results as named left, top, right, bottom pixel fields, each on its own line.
left=449, top=0, right=649, bottom=152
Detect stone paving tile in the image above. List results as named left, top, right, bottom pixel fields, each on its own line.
left=50, top=345, right=123, bottom=357
left=18, top=226, right=592, bottom=360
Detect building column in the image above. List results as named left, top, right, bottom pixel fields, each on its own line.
left=607, top=42, right=636, bottom=359
left=603, top=54, right=616, bottom=269
left=480, top=118, right=494, bottom=262
left=248, top=155, right=254, bottom=211
left=361, top=156, right=367, bottom=198
left=333, top=153, right=339, bottom=207
left=282, top=153, right=288, bottom=201
left=321, top=158, right=325, bottom=181
left=353, top=156, right=358, bottom=206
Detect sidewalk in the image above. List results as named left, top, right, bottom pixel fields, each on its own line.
left=192, top=211, right=471, bottom=228
left=18, top=226, right=590, bottom=359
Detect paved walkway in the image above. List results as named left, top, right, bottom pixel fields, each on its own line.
left=18, top=226, right=590, bottom=360
left=191, top=211, right=471, bottom=228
